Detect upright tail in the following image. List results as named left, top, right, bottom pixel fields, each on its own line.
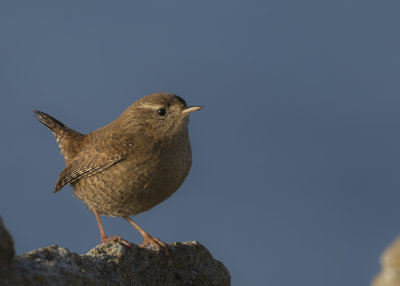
left=34, top=110, right=69, bottom=136
left=34, top=110, right=84, bottom=161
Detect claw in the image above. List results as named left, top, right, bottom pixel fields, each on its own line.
left=124, top=216, right=170, bottom=255
left=139, top=233, right=170, bottom=255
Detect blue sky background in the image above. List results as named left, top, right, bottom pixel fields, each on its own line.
left=1, top=1, right=400, bottom=285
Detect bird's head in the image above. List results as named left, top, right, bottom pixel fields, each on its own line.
left=118, top=92, right=202, bottom=139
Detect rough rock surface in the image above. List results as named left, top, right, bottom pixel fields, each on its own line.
left=372, top=237, right=400, bottom=286
left=0, top=218, right=230, bottom=286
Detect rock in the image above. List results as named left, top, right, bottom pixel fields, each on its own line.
left=0, top=217, right=14, bottom=267
left=372, top=237, right=400, bottom=286
left=0, top=217, right=230, bottom=286
left=0, top=217, right=15, bottom=283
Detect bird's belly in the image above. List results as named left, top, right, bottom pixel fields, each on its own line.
left=73, top=155, right=191, bottom=217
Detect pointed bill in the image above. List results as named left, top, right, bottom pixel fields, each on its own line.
left=182, top=106, right=203, bottom=114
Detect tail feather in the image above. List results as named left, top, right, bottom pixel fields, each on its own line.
left=34, top=110, right=84, bottom=162
left=34, top=110, right=67, bottom=136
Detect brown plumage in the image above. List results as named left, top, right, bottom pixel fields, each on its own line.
left=34, top=92, right=202, bottom=251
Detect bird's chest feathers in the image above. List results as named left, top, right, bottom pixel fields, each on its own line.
left=127, top=133, right=192, bottom=181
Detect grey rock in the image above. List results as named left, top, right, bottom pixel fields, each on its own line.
left=0, top=218, right=230, bottom=286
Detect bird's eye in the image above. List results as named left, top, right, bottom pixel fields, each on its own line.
left=157, top=108, right=166, bottom=116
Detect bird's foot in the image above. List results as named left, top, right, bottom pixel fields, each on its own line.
left=139, top=233, right=170, bottom=255
left=101, top=234, right=132, bottom=248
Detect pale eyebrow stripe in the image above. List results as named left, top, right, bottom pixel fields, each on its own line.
left=139, top=103, right=163, bottom=109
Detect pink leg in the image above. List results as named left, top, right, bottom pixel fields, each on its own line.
left=124, top=216, right=169, bottom=254
left=93, top=210, right=132, bottom=248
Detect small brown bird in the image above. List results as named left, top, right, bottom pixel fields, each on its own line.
left=34, top=92, right=202, bottom=251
